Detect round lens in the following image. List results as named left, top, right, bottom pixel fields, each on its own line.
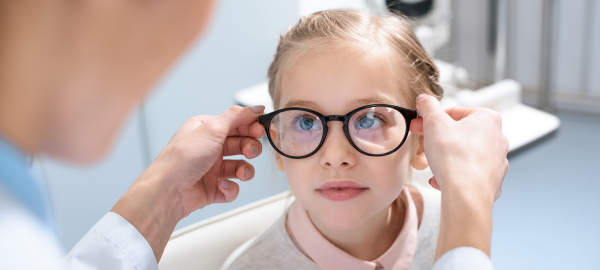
left=269, top=110, right=324, bottom=157
left=348, top=106, right=407, bottom=155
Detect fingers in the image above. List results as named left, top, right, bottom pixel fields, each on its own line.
left=429, top=176, right=440, bottom=191
left=216, top=158, right=256, bottom=204
left=412, top=106, right=492, bottom=134
left=220, top=159, right=255, bottom=181
left=443, top=107, right=478, bottom=121
left=223, top=136, right=262, bottom=159
left=217, top=179, right=240, bottom=203
left=415, top=94, right=448, bottom=121
left=230, top=121, right=265, bottom=138
left=189, top=106, right=265, bottom=145
left=410, top=117, right=424, bottom=134
left=444, top=107, right=502, bottom=128
left=216, top=105, right=265, bottom=135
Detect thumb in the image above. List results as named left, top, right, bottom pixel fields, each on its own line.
left=216, top=105, right=265, bottom=134
left=415, top=94, right=446, bottom=120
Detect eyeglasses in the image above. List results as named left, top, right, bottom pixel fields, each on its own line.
left=258, top=104, right=417, bottom=159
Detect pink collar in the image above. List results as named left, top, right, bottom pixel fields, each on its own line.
left=287, top=188, right=418, bottom=270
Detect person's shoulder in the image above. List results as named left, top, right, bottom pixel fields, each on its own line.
left=0, top=189, right=63, bottom=270
left=221, top=209, right=319, bottom=270
left=408, top=183, right=441, bottom=270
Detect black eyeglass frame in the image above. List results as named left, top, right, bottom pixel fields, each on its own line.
left=258, top=104, right=418, bottom=159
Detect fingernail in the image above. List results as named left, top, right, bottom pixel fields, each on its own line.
left=251, top=145, right=258, bottom=157
left=221, top=179, right=230, bottom=189
left=416, top=94, right=429, bottom=105
left=245, top=168, right=251, bottom=180
left=250, top=105, right=265, bottom=113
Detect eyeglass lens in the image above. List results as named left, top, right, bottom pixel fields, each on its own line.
left=270, top=110, right=324, bottom=157
left=348, top=106, right=406, bottom=154
left=268, top=106, right=407, bottom=157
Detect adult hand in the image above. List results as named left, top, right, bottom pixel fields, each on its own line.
left=111, top=105, right=266, bottom=261
left=410, top=94, right=509, bottom=260
left=410, top=95, right=508, bottom=200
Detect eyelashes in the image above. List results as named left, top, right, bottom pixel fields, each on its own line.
left=292, top=114, right=322, bottom=131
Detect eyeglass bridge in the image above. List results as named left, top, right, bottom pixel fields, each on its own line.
left=324, top=115, right=346, bottom=122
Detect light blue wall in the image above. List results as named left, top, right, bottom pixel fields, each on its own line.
left=38, top=0, right=298, bottom=251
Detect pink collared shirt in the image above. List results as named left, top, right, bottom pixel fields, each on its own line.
left=287, top=188, right=419, bottom=270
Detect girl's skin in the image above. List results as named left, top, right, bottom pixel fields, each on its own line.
left=276, top=47, right=429, bottom=261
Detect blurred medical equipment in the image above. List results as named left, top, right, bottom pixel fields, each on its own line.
left=159, top=1, right=560, bottom=269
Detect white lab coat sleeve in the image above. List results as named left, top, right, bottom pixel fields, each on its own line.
left=431, top=247, right=494, bottom=270
left=0, top=198, right=64, bottom=270
left=64, top=212, right=159, bottom=270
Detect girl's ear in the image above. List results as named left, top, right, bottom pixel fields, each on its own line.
left=410, top=135, right=428, bottom=170
left=275, top=152, right=285, bottom=172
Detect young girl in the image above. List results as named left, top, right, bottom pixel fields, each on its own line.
left=222, top=9, right=443, bottom=270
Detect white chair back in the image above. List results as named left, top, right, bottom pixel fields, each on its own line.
left=158, top=192, right=292, bottom=270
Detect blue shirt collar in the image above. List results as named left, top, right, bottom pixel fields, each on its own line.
left=0, top=135, right=50, bottom=225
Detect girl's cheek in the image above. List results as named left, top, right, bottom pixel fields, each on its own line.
left=284, top=161, right=312, bottom=190
left=364, top=156, right=409, bottom=185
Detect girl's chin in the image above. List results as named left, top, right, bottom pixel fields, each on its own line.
left=311, top=211, right=368, bottom=231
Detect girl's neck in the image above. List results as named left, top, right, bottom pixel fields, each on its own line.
left=309, top=197, right=406, bottom=261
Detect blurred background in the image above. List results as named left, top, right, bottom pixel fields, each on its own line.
left=33, top=0, right=599, bottom=269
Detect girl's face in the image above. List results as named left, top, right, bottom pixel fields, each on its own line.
left=277, top=48, right=422, bottom=231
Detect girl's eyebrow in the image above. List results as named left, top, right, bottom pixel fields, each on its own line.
left=284, top=99, right=320, bottom=109
left=349, top=96, right=396, bottom=107
left=284, top=96, right=396, bottom=110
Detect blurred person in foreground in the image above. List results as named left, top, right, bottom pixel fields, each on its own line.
left=0, top=1, right=507, bottom=269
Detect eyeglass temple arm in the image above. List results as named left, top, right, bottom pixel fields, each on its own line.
left=258, top=114, right=272, bottom=130
left=406, top=109, right=418, bottom=120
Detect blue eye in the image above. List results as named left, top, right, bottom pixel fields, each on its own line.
left=356, top=115, right=382, bottom=129
left=295, top=116, right=320, bottom=131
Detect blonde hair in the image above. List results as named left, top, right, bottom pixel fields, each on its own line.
left=267, top=9, right=443, bottom=110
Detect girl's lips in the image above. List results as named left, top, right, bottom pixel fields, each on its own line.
left=316, top=181, right=368, bottom=201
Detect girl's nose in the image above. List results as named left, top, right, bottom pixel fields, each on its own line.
left=319, top=122, right=357, bottom=170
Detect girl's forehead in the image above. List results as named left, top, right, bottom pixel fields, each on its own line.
left=279, top=47, right=409, bottom=113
